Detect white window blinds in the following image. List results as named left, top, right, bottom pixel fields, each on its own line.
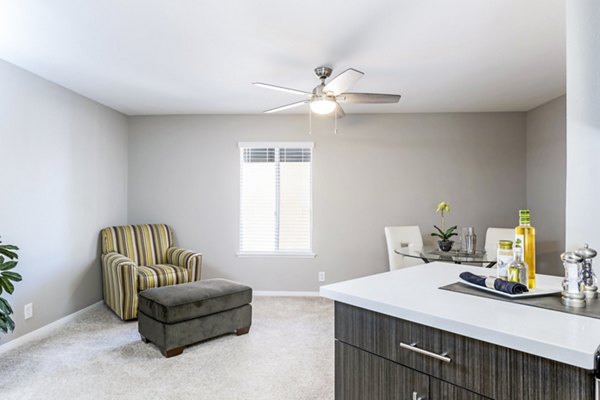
left=239, top=142, right=313, bottom=255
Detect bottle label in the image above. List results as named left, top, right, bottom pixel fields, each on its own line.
left=515, top=234, right=524, bottom=249
left=508, top=267, right=519, bottom=282
left=497, top=255, right=512, bottom=279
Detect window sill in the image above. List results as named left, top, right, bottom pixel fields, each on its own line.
left=236, top=252, right=316, bottom=258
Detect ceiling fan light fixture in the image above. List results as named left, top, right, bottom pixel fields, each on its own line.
left=254, top=66, right=400, bottom=117
left=310, top=98, right=337, bottom=115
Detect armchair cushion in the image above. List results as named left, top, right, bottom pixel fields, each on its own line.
left=166, top=247, right=203, bottom=282
left=138, top=265, right=189, bottom=291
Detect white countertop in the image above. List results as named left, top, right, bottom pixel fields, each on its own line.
left=320, top=262, right=600, bottom=370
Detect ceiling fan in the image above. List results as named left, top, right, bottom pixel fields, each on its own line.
left=253, top=66, right=401, bottom=117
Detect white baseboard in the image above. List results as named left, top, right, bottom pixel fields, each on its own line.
left=254, top=291, right=320, bottom=297
left=0, top=301, right=103, bottom=355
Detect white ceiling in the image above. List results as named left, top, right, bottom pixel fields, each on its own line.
left=0, top=0, right=565, bottom=115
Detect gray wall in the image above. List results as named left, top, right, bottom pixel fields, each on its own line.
left=0, top=60, right=128, bottom=343
left=525, top=96, right=566, bottom=276
left=128, top=113, right=526, bottom=291
left=566, top=0, right=600, bottom=255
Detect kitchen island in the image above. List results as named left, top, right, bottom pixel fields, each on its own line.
left=320, top=262, right=600, bottom=399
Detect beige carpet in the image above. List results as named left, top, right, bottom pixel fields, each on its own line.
left=0, top=297, right=334, bottom=400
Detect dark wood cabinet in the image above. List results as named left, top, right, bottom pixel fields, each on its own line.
left=430, top=378, right=490, bottom=399
left=334, top=302, right=595, bottom=400
left=335, top=341, right=428, bottom=400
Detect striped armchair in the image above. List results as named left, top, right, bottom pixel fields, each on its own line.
left=100, top=224, right=202, bottom=320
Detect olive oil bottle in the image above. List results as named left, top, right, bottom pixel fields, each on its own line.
left=515, top=209, right=536, bottom=289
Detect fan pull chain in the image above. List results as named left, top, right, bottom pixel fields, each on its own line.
left=334, top=107, right=338, bottom=134
left=308, top=107, right=312, bottom=135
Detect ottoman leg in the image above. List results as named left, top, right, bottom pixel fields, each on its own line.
left=140, top=334, right=149, bottom=343
left=162, top=347, right=184, bottom=358
left=236, top=326, right=251, bottom=336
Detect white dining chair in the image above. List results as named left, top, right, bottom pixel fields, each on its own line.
left=484, top=227, right=515, bottom=256
left=384, top=226, right=424, bottom=270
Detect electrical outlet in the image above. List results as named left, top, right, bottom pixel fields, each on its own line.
left=24, top=303, right=33, bottom=320
left=318, top=272, right=326, bottom=282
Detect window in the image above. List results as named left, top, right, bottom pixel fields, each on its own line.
left=239, top=142, right=313, bottom=256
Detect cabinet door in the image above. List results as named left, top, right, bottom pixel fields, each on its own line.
left=335, top=341, right=429, bottom=400
left=430, top=378, right=491, bottom=400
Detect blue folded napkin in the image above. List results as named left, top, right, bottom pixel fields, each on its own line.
left=459, top=271, right=529, bottom=295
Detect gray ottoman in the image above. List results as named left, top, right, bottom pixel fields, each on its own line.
left=138, top=278, right=252, bottom=357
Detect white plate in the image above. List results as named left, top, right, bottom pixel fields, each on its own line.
left=460, top=280, right=561, bottom=298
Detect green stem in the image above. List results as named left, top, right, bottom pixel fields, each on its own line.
left=441, top=211, right=445, bottom=233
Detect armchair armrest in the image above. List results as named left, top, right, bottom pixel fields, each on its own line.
left=101, top=252, right=138, bottom=320
left=166, top=246, right=203, bottom=282
left=104, top=252, right=137, bottom=268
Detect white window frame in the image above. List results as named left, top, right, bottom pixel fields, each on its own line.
left=237, top=142, right=315, bottom=258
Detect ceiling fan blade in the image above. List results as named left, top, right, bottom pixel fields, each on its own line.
left=323, top=68, right=364, bottom=95
left=337, top=93, right=401, bottom=104
left=253, top=82, right=312, bottom=97
left=263, top=100, right=309, bottom=114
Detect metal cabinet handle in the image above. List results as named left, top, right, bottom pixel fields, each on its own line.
left=400, top=342, right=452, bottom=363
left=412, top=391, right=426, bottom=400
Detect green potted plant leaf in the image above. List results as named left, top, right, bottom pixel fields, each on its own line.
left=0, top=238, right=22, bottom=334
left=431, top=202, right=458, bottom=252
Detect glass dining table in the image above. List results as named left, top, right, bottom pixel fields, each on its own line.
left=395, top=245, right=497, bottom=268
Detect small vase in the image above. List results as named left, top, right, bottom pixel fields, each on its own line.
left=438, top=240, right=454, bottom=252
